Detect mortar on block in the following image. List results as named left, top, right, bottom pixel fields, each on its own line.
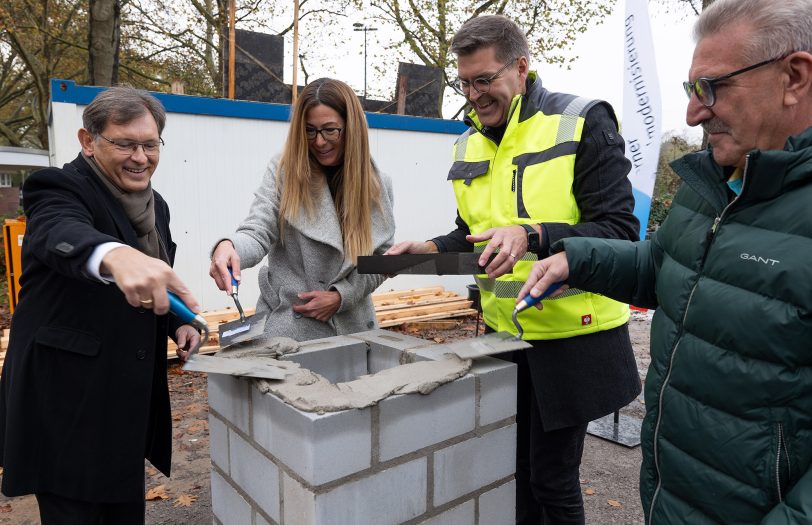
left=207, top=329, right=519, bottom=525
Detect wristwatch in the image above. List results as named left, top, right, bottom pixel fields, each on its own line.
left=521, top=224, right=540, bottom=255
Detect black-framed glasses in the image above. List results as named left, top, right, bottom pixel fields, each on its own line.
left=683, top=54, right=788, bottom=107
left=305, top=127, right=342, bottom=142
left=451, top=57, right=518, bottom=96
left=98, top=134, right=164, bottom=156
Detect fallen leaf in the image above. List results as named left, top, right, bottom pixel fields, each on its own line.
left=584, top=488, right=596, bottom=496
left=0, top=504, right=11, bottom=513
left=186, top=420, right=208, bottom=434
left=146, top=467, right=159, bottom=477
left=607, top=499, right=623, bottom=508
left=173, top=494, right=198, bottom=507
left=146, top=485, right=170, bottom=501
left=432, top=336, right=446, bottom=343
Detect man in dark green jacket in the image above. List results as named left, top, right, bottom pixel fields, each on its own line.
left=519, top=0, right=812, bottom=522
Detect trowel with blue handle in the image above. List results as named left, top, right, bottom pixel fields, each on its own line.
left=168, top=291, right=284, bottom=380
left=216, top=269, right=268, bottom=349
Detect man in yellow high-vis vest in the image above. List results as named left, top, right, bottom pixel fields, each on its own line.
left=387, top=15, right=641, bottom=524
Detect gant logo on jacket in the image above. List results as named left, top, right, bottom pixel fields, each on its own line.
left=740, top=253, right=780, bottom=266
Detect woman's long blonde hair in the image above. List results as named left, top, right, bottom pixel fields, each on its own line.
left=278, top=78, right=382, bottom=263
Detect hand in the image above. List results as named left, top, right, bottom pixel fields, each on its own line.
left=384, top=240, right=438, bottom=255
left=175, top=324, right=201, bottom=362
left=517, top=252, right=570, bottom=310
left=210, top=240, right=240, bottom=293
left=101, top=246, right=199, bottom=316
left=292, top=290, right=341, bottom=322
left=467, top=225, right=529, bottom=278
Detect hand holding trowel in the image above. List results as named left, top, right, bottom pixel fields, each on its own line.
left=168, top=289, right=283, bottom=380
left=217, top=268, right=267, bottom=348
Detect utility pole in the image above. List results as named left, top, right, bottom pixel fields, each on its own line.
left=228, top=0, right=235, bottom=99
left=353, top=22, right=377, bottom=100
left=292, top=0, right=300, bottom=105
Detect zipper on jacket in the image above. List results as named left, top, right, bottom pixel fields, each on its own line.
left=511, top=169, right=517, bottom=192
left=648, top=155, right=752, bottom=523
left=775, top=422, right=792, bottom=503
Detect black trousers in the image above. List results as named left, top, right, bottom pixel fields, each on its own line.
left=36, top=493, right=145, bottom=525
left=504, top=349, right=588, bottom=525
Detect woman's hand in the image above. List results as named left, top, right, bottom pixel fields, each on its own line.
left=209, top=240, right=240, bottom=292
left=292, top=290, right=342, bottom=322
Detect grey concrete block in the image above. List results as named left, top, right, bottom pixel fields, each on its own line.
left=208, top=374, right=251, bottom=435
left=433, top=424, right=517, bottom=505
left=282, top=471, right=316, bottom=525
left=472, top=357, right=517, bottom=426
left=314, top=458, right=427, bottom=525
left=379, top=374, right=476, bottom=461
left=478, top=479, right=516, bottom=525
left=419, top=500, right=475, bottom=525
left=229, top=429, right=280, bottom=522
left=251, top=385, right=372, bottom=486
left=280, top=337, right=368, bottom=384
left=210, top=469, right=252, bottom=525
left=208, top=413, right=230, bottom=474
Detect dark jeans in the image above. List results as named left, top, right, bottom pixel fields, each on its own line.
left=36, top=493, right=145, bottom=525
left=506, top=349, right=588, bottom=525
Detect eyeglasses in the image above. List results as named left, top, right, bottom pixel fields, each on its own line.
left=98, top=134, right=164, bottom=156
left=305, top=127, right=343, bottom=142
left=683, top=54, right=787, bottom=107
left=451, top=58, right=518, bottom=96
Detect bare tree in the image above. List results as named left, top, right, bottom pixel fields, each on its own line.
left=88, top=0, right=121, bottom=86
left=364, top=0, right=616, bottom=116
left=0, top=0, right=86, bottom=148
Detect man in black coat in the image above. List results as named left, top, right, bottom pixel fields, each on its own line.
left=386, top=15, right=641, bottom=525
left=0, top=86, right=201, bottom=523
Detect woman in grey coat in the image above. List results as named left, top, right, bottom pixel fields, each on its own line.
left=210, top=78, right=395, bottom=341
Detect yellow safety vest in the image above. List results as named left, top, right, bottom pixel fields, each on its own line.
left=448, top=78, right=629, bottom=340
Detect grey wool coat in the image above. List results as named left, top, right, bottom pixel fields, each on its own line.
left=227, top=158, right=395, bottom=341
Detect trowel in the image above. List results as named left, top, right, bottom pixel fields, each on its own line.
left=217, top=269, right=267, bottom=349
left=168, top=291, right=285, bottom=380
left=439, top=282, right=564, bottom=359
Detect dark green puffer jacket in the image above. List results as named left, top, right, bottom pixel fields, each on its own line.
left=561, top=128, right=812, bottom=524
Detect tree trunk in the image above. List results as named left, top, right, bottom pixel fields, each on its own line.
left=88, top=0, right=121, bottom=86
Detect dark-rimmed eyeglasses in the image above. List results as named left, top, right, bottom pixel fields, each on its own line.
left=683, top=54, right=788, bottom=107
left=98, top=134, right=164, bottom=156
left=451, top=58, right=518, bottom=96
left=305, top=127, right=343, bottom=142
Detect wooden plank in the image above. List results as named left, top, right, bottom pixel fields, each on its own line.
left=375, top=300, right=472, bottom=322
left=371, top=286, right=446, bottom=302
left=378, top=308, right=477, bottom=328
left=374, top=294, right=466, bottom=312
left=401, top=319, right=462, bottom=330
left=201, top=307, right=255, bottom=325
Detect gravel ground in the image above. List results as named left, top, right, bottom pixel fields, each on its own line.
left=0, top=313, right=653, bottom=524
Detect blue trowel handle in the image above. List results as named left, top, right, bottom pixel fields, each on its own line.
left=229, top=268, right=239, bottom=295
left=517, top=282, right=563, bottom=311
left=168, top=291, right=207, bottom=331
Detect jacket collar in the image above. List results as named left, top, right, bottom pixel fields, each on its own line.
left=286, top=173, right=345, bottom=255
left=671, top=125, right=812, bottom=211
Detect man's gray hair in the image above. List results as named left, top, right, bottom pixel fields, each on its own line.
left=695, top=0, right=812, bottom=63
left=450, top=15, right=530, bottom=63
left=82, top=86, right=166, bottom=136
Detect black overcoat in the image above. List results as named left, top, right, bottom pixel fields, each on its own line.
left=0, top=154, right=178, bottom=502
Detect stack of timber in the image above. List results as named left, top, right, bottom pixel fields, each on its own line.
left=372, top=286, right=477, bottom=328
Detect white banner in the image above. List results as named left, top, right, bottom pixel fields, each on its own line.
left=622, top=0, right=662, bottom=239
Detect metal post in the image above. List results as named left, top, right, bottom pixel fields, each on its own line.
left=353, top=23, right=377, bottom=100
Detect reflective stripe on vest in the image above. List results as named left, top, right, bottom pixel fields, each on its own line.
left=450, top=92, right=629, bottom=340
